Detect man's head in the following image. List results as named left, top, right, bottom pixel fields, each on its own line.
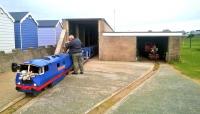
left=69, top=35, right=75, bottom=41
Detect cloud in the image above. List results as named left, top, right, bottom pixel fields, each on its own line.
left=1, top=0, right=200, bottom=31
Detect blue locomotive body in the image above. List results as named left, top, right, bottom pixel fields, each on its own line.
left=14, top=46, right=96, bottom=94
left=15, top=53, right=73, bottom=93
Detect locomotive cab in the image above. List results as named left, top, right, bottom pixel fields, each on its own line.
left=17, top=64, right=44, bottom=80
left=15, top=64, right=47, bottom=87
left=12, top=63, right=43, bottom=74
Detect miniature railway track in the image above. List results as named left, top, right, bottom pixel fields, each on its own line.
left=0, top=83, right=57, bottom=114
left=0, top=95, right=32, bottom=114
left=1, top=61, right=158, bottom=114
left=85, top=62, right=160, bottom=114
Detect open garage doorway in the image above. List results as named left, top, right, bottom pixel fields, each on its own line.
left=68, top=19, right=99, bottom=56
left=137, top=37, right=168, bottom=61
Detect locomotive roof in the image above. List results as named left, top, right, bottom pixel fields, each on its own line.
left=24, top=53, right=67, bottom=67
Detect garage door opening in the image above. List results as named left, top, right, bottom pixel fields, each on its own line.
left=68, top=20, right=98, bottom=56
left=137, top=37, right=168, bottom=61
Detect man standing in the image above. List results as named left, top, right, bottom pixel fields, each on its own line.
left=65, top=35, right=84, bottom=74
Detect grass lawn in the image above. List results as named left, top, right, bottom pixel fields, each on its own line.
left=172, top=36, right=200, bottom=81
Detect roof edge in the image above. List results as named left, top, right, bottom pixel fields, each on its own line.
left=57, top=20, right=63, bottom=28
left=63, top=18, right=114, bottom=31
left=20, top=12, right=38, bottom=25
left=100, top=18, right=114, bottom=32
left=0, top=5, right=15, bottom=22
left=37, top=20, right=63, bottom=28
left=103, top=32, right=183, bottom=37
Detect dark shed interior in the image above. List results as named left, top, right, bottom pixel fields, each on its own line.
left=137, top=37, right=168, bottom=61
left=68, top=20, right=99, bottom=48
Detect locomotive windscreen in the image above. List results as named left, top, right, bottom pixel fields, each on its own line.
left=29, top=66, right=40, bottom=74
left=20, top=65, right=28, bottom=72
left=20, top=65, right=41, bottom=74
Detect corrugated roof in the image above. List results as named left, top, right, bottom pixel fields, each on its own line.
left=38, top=20, right=59, bottom=28
left=9, top=12, right=29, bottom=22
left=63, top=18, right=114, bottom=31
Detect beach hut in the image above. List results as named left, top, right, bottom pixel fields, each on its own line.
left=0, top=6, right=15, bottom=53
left=37, top=20, right=62, bottom=46
left=9, top=12, right=38, bottom=50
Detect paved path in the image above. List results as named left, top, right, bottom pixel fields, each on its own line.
left=0, top=72, right=23, bottom=111
left=14, top=59, right=153, bottom=114
left=106, top=64, right=200, bottom=114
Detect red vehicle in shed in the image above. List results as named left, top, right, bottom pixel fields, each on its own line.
left=144, top=42, right=159, bottom=60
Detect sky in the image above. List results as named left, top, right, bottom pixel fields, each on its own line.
left=0, top=0, right=200, bottom=31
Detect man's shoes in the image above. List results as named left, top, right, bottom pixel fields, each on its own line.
left=72, top=72, right=78, bottom=75
left=72, top=71, right=83, bottom=75
left=80, top=72, right=84, bottom=74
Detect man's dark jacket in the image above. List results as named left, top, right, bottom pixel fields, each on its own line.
left=66, top=38, right=82, bottom=54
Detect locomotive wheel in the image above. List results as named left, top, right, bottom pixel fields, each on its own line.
left=25, top=92, right=32, bottom=96
left=48, top=83, right=54, bottom=88
left=25, top=92, right=39, bottom=96
left=66, top=72, right=69, bottom=75
left=32, top=92, right=40, bottom=96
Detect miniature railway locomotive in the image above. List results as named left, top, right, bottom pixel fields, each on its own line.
left=12, top=46, right=96, bottom=95
left=144, top=43, right=159, bottom=60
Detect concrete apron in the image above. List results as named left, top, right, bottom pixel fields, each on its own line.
left=86, top=63, right=157, bottom=114
left=106, top=64, right=200, bottom=114
left=0, top=72, right=24, bottom=112
left=13, top=59, right=153, bottom=114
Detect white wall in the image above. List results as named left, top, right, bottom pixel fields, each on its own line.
left=0, top=8, right=15, bottom=53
